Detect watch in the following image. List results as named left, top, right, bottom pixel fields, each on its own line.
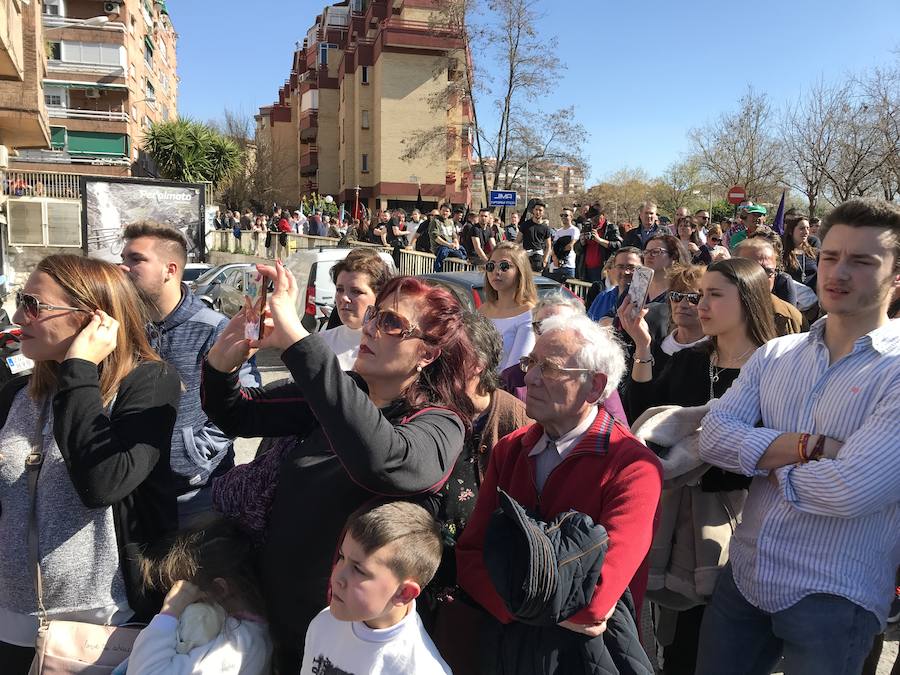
left=634, top=356, right=654, bottom=365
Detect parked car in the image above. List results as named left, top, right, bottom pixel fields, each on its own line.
left=0, top=325, right=33, bottom=387
left=284, top=247, right=395, bottom=333
left=418, top=271, right=582, bottom=311
left=182, top=263, right=212, bottom=283
left=189, top=263, right=254, bottom=312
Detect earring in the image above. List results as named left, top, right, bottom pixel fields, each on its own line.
left=416, top=365, right=423, bottom=373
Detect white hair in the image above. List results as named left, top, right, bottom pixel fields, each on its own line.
left=539, top=313, right=626, bottom=401
left=531, top=292, right=584, bottom=320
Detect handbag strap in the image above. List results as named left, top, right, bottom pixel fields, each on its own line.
left=26, top=398, right=50, bottom=627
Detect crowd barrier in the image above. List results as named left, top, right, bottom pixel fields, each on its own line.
left=208, top=230, right=592, bottom=300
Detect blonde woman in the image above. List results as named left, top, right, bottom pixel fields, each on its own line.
left=0, top=255, right=181, bottom=672
left=478, top=242, right=538, bottom=372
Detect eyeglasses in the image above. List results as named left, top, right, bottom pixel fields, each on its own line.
left=614, top=264, right=637, bottom=272
left=668, top=291, right=701, bottom=305
left=485, top=260, right=512, bottom=273
left=709, top=236, right=722, bottom=243
left=643, top=248, right=669, bottom=258
left=15, top=291, right=90, bottom=320
left=519, top=355, right=592, bottom=381
left=363, top=306, right=428, bottom=341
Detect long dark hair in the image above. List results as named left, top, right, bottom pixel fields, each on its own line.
left=646, top=233, right=691, bottom=266
left=706, top=258, right=777, bottom=349
left=376, top=276, right=476, bottom=429
left=782, top=216, right=817, bottom=273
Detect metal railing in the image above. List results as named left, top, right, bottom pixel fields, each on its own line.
left=47, top=107, right=129, bottom=122
left=2, top=170, right=81, bottom=199
left=42, top=15, right=127, bottom=33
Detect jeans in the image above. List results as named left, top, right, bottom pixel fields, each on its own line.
left=434, top=245, right=467, bottom=272
left=696, top=565, right=880, bottom=675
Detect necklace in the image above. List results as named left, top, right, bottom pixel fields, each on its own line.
left=708, top=346, right=755, bottom=400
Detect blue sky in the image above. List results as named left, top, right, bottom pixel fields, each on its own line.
left=170, top=0, right=900, bottom=184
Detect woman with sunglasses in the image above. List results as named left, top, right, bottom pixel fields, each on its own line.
left=202, top=262, right=474, bottom=672
left=0, top=255, right=181, bottom=673
left=478, top=242, right=539, bottom=373
left=617, top=258, right=776, bottom=675
left=642, top=264, right=708, bottom=373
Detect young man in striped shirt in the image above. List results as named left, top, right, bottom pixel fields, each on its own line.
left=696, top=198, right=900, bottom=675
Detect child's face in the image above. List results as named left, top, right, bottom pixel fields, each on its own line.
left=329, top=533, right=412, bottom=624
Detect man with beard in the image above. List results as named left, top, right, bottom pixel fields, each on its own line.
left=696, top=199, right=900, bottom=675
left=120, top=222, right=258, bottom=527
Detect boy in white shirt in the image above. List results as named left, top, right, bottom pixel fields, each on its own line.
left=301, top=502, right=451, bottom=675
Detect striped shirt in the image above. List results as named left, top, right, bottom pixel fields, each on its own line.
left=699, top=317, right=900, bottom=627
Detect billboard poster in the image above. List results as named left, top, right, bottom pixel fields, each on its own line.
left=80, top=177, right=206, bottom=263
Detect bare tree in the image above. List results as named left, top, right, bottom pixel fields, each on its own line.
left=651, top=159, right=703, bottom=217
left=820, top=95, right=885, bottom=204
left=690, top=87, right=784, bottom=201
left=856, top=61, right=900, bottom=201
left=592, top=167, right=654, bottom=225
left=400, top=0, right=588, bottom=201
left=779, top=80, right=845, bottom=217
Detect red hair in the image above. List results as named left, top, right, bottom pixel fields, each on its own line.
left=376, top=276, right=476, bottom=429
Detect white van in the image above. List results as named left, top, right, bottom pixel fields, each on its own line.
left=284, top=247, right=395, bottom=332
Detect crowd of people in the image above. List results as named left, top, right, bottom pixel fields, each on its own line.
left=0, top=195, right=897, bottom=675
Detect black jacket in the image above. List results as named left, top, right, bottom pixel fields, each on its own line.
left=622, top=223, right=671, bottom=251
left=0, top=360, right=181, bottom=621
left=483, top=491, right=652, bottom=675
left=201, top=335, right=466, bottom=672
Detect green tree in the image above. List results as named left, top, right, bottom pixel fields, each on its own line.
left=143, top=118, right=242, bottom=189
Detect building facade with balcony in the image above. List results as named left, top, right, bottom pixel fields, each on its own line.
left=472, top=158, right=586, bottom=204
left=0, top=0, right=178, bottom=294
left=255, top=0, right=473, bottom=215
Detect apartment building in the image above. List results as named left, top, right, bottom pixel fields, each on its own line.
left=255, top=0, right=473, bottom=215
left=472, top=158, right=586, bottom=204
left=10, top=0, right=177, bottom=177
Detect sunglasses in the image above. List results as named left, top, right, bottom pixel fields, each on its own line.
left=363, top=306, right=427, bottom=341
left=15, top=291, right=90, bottom=319
left=668, top=291, right=701, bottom=305
left=485, top=260, right=512, bottom=273
left=709, top=236, right=722, bottom=243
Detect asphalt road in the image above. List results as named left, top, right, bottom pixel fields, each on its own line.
left=233, top=351, right=899, bottom=675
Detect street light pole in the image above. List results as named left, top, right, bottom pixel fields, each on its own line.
left=354, top=185, right=361, bottom=220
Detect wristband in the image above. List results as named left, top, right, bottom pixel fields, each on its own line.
left=808, top=434, right=827, bottom=461
left=633, top=356, right=654, bottom=366
left=797, top=433, right=811, bottom=464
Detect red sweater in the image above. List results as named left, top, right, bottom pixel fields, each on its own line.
left=456, top=408, right=662, bottom=625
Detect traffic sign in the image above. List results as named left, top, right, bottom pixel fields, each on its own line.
left=727, top=185, right=747, bottom=205
left=489, top=190, right=517, bottom=207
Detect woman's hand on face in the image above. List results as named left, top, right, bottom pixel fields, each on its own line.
left=616, top=296, right=651, bottom=350
left=64, top=310, right=118, bottom=364
left=250, top=261, right=308, bottom=351
left=161, top=580, right=204, bottom=619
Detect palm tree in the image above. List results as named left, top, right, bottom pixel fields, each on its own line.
left=143, top=118, right=242, bottom=188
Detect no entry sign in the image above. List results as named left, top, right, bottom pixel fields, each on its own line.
left=727, top=185, right=747, bottom=205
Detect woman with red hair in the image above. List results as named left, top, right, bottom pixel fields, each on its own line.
left=201, top=263, right=474, bottom=672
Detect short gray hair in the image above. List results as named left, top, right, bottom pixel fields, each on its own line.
left=531, top=292, right=584, bottom=320
left=538, top=313, right=626, bottom=401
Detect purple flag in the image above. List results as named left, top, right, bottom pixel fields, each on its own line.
left=772, top=190, right=786, bottom=235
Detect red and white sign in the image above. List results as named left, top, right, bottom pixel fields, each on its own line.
left=727, top=185, right=747, bottom=205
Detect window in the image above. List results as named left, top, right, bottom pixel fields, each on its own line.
left=361, top=153, right=369, bottom=173
left=144, top=45, right=153, bottom=67
left=50, top=126, right=67, bottom=150
left=361, top=65, right=369, bottom=84
left=130, top=64, right=136, bottom=79
left=61, top=41, right=123, bottom=66
left=162, top=107, right=169, bottom=121
left=130, top=16, right=136, bottom=35
left=8, top=200, right=81, bottom=247
left=43, top=0, right=64, bottom=16
left=158, top=39, right=167, bottom=63
left=44, top=87, right=66, bottom=108
left=146, top=80, right=155, bottom=102
left=48, top=41, right=62, bottom=60
left=131, top=105, right=137, bottom=120
left=318, top=43, right=336, bottom=68
left=361, top=110, right=369, bottom=129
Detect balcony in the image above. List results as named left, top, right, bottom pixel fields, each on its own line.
left=12, top=148, right=130, bottom=167
left=299, top=144, right=318, bottom=176
left=47, top=60, right=125, bottom=77
left=299, top=109, right=318, bottom=142
left=381, top=18, right=465, bottom=51
left=0, top=0, right=25, bottom=80
left=46, top=107, right=129, bottom=122
left=42, top=15, right=127, bottom=33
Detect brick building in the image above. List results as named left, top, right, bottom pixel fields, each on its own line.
left=255, top=0, right=474, bottom=215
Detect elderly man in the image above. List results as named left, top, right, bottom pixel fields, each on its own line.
left=458, top=313, right=662, bottom=640
left=623, top=200, right=671, bottom=250
left=734, top=238, right=806, bottom=335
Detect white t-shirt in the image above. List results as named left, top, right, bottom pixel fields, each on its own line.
left=318, top=325, right=362, bottom=371
left=551, top=225, right=580, bottom=270
left=660, top=331, right=708, bottom=356
left=490, top=309, right=536, bottom=373
left=301, top=603, right=450, bottom=675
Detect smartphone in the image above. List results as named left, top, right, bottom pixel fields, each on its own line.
left=243, top=271, right=265, bottom=340
left=626, top=266, right=654, bottom=319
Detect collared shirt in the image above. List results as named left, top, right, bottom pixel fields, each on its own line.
left=587, top=287, right=620, bottom=322
left=699, top=318, right=900, bottom=626
left=529, top=406, right=598, bottom=492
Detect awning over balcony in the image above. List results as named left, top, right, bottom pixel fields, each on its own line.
left=144, top=36, right=155, bottom=53
left=43, top=80, right=128, bottom=90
